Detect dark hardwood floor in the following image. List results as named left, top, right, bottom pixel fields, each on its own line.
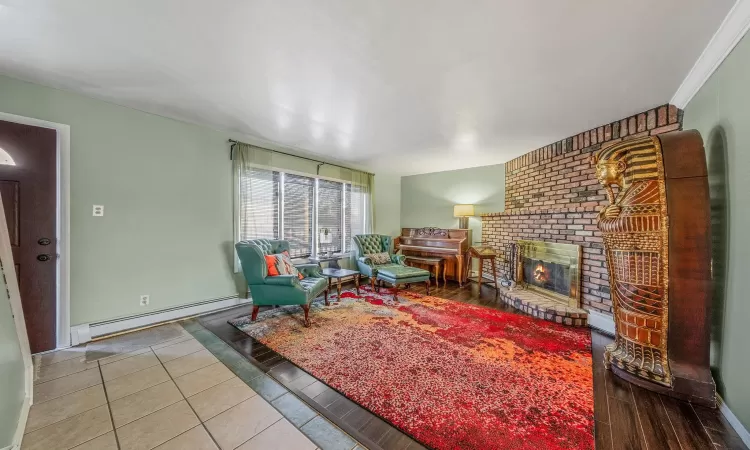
left=199, top=281, right=746, bottom=450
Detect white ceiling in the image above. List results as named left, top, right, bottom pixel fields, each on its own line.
left=0, top=0, right=735, bottom=175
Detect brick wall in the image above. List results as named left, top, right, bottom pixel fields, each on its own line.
left=482, top=104, right=683, bottom=315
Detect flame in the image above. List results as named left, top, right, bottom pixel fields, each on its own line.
left=533, top=264, right=547, bottom=282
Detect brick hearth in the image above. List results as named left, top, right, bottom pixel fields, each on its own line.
left=482, top=104, right=683, bottom=318
left=498, top=287, right=589, bottom=327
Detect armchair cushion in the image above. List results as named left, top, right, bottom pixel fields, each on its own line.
left=295, top=264, right=323, bottom=278
left=264, top=253, right=303, bottom=280
left=299, top=277, right=327, bottom=296
left=377, top=265, right=431, bottom=284
left=366, top=252, right=391, bottom=265
left=391, top=254, right=406, bottom=265
left=353, top=234, right=391, bottom=255
left=353, top=234, right=400, bottom=278
left=358, top=256, right=373, bottom=266
left=264, top=275, right=301, bottom=287
left=236, top=239, right=292, bottom=285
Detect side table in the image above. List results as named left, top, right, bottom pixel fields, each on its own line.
left=321, top=268, right=360, bottom=298
left=464, top=246, right=499, bottom=289
left=309, top=254, right=347, bottom=269
left=404, top=256, right=444, bottom=287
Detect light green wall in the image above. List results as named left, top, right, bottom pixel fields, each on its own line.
left=683, top=33, right=750, bottom=431
left=374, top=173, right=402, bottom=237
left=0, top=74, right=397, bottom=325
left=0, top=266, right=24, bottom=447
left=400, top=164, right=505, bottom=245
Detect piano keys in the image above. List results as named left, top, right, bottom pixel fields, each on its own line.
left=394, top=227, right=471, bottom=286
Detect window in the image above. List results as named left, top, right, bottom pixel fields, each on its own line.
left=318, top=180, right=343, bottom=254
left=283, top=174, right=314, bottom=258
left=237, top=167, right=368, bottom=259
left=238, top=168, right=279, bottom=240
left=0, top=147, right=16, bottom=166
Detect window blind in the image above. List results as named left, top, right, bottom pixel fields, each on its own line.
left=283, top=174, right=314, bottom=258
left=237, top=166, right=368, bottom=259
left=239, top=168, right=279, bottom=241
left=318, top=179, right=343, bottom=254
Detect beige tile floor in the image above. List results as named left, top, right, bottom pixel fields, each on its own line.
left=23, top=323, right=322, bottom=450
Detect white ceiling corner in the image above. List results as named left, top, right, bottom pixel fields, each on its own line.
left=671, top=0, right=750, bottom=109
left=0, top=0, right=736, bottom=175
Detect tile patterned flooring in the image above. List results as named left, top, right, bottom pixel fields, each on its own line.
left=23, top=322, right=361, bottom=450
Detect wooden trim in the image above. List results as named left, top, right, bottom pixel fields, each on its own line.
left=0, top=111, right=71, bottom=349
left=671, top=0, right=750, bottom=108
left=718, top=395, right=750, bottom=448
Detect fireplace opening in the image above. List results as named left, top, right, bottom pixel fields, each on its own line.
left=515, top=240, right=582, bottom=308
left=523, top=258, right=571, bottom=298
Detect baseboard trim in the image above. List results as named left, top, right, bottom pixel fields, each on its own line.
left=587, top=309, right=615, bottom=335
left=718, top=394, right=750, bottom=448
left=7, top=393, right=31, bottom=450
left=70, top=295, right=250, bottom=345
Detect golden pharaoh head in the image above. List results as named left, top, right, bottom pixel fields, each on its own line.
left=590, top=136, right=660, bottom=189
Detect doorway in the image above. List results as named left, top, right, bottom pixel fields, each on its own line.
left=0, top=119, right=57, bottom=353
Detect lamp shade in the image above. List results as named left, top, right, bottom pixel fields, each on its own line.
left=453, top=204, right=475, bottom=217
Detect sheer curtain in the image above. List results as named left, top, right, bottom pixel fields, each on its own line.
left=234, top=143, right=276, bottom=243
left=232, top=141, right=375, bottom=267
left=345, top=169, right=374, bottom=265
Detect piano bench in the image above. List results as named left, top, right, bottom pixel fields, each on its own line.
left=404, top=256, right=444, bottom=287
left=376, top=266, right=432, bottom=300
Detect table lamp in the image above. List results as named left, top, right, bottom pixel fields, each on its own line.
left=453, top=204, right=474, bottom=229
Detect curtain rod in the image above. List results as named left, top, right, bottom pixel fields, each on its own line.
left=228, top=139, right=374, bottom=176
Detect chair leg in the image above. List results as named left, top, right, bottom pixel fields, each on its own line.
left=324, top=289, right=330, bottom=306
left=251, top=305, right=260, bottom=321
left=425, top=279, right=430, bottom=295
left=302, top=304, right=311, bottom=327
left=392, top=283, right=398, bottom=301
left=371, top=276, right=376, bottom=293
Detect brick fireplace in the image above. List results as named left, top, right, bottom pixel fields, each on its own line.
left=482, top=104, right=683, bottom=324
left=516, top=240, right=582, bottom=309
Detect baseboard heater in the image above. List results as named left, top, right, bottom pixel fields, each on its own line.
left=585, top=310, right=616, bottom=336
left=70, top=295, right=250, bottom=345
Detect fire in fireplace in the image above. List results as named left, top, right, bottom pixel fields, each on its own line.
left=515, top=240, right=582, bottom=308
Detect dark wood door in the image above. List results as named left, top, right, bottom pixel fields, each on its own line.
left=0, top=119, right=57, bottom=353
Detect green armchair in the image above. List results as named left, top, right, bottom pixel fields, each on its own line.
left=235, top=239, right=329, bottom=326
left=352, top=234, right=407, bottom=290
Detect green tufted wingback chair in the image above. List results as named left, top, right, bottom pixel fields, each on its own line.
left=352, top=234, right=406, bottom=290
left=235, top=239, right=328, bottom=327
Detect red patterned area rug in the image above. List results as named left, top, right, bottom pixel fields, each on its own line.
left=229, top=287, right=594, bottom=450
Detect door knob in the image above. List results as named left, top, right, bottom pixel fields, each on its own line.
left=37, top=254, right=51, bottom=262
left=38, top=238, right=52, bottom=246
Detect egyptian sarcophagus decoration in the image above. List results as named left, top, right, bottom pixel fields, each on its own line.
left=591, top=130, right=715, bottom=406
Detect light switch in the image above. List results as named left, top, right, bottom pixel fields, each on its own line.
left=93, top=205, right=104, bottom=217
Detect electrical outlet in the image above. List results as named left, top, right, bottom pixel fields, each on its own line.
left=139, top=295, right=150, bottom=306
left=93, top=205, right=104, bottom=217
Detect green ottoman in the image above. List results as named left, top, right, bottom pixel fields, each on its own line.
left=376, top=265, right=431, bottom=300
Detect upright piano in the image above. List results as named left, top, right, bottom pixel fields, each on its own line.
left=394, top=227, right=471, bottom=286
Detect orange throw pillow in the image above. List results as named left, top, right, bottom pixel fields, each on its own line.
left=265, top=252, right=304, bottom=279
